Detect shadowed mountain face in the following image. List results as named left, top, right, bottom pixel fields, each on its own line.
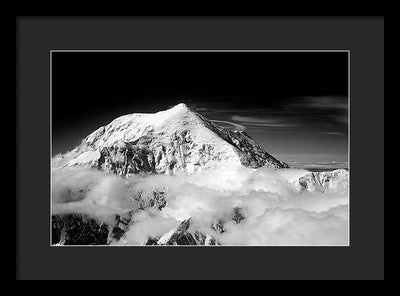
left=53, top=103, right=288, bottom=176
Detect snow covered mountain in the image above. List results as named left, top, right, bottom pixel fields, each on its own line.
left=297, top=169, right=349, bottom=193
left=51, top=103, right=349, bottom=246
left=54, top=103, right=288, bottom=175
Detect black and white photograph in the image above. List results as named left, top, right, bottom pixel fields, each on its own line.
left=51, top=50, right=349, bottom=246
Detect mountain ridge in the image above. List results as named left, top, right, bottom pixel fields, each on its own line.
left=54, top=103, right=288, bottom=175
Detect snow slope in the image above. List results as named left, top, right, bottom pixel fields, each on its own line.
left=55, top=103, right=288, bottom=176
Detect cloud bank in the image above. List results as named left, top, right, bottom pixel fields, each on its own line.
left=51, top=164, right=349, bottom=245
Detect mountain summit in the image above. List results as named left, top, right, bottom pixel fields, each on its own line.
left=55, top=103, right=288, bottom=176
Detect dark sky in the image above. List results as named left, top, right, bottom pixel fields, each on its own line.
left=52, top=51, right=348, bottom=164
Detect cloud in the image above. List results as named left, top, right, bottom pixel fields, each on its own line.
left=211, top=120, right=246, bottom=131
left=219, top=205, right=348, bottom=245
left=231, top=115, right=277, bottom=124
left=209, top=96, right=349, bottom=131
left=51, top=163, right=349, bottom=246
left=51, top=167, right=138, bottom=220
left=296, top=96, right=348, bottom=111
left=287, top=96, right=348, bottom=126
left=319, top=132, right=346, bottom=136
left=331, top=114, right=348, bottom=125
left=123, top=210, right=181, bottom=245
left=231, top=115, right=300, bottom=129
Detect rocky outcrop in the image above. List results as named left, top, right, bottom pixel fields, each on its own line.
left=134, top=188, right=168, bottom=211
left=96, top=144, right=156, bottom=176
left=52, top=211, right=134, bottom=245
left=144, top=218, right=219, bottom=246
left=51, top=187, right=170, bottom=245
left=198, top=113, right=288, bottom=169
left=142, top=207, right=245, bottom=246
left=298, top=169, right=349, bottom=193
left=52, top=213, right=110, bottom=245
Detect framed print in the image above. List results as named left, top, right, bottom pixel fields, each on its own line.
left=17, top=16, right=386, bottom=280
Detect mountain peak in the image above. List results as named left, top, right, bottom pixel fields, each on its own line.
left=58, top=103, right=288, bottom=175
left=158, top=102, right=196, bottom=119
left=170, top=102, right=190, bottom=111
left=132, top=102, right=199, bottom=127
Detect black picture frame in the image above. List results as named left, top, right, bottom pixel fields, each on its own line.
left=16, top=16, right=387, bottom=281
